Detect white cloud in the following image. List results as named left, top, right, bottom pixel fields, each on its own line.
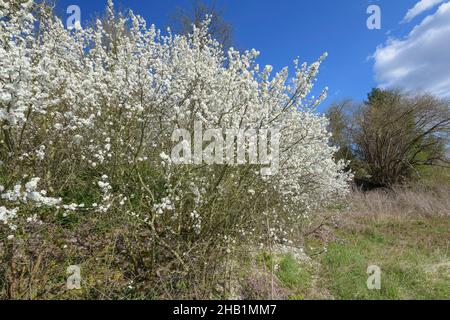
left=402, top=0, right=444, bottom=23
left=373, top=1, right=450, bottom=99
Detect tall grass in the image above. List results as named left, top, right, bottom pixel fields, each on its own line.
left=347, top=186, right=450, bottom=217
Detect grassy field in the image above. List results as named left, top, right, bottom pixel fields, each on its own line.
left=309, top=214, right=449, bottom=299
left=242, top=188, right=450, bottom=300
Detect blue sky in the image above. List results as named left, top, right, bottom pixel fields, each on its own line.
left=53, top=0, right=450, bottom=111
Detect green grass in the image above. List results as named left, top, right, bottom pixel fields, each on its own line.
left=251, top=251, right=313, bottom=299
left=245, top=214, right=449, bottom=300
left=311, top=216, right=450, bottom=300
left=416, top=165, right=450, bottom=188
left=277, top=254, right=311, bottom=291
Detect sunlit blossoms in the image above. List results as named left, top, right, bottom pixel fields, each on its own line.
left=0, top=0, right=350, bottom=261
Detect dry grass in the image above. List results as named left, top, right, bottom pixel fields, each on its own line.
left=346, top=186, right=450, bottom=218
left=293, top=186, right=450, bottom=300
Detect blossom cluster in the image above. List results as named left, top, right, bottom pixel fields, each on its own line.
left=0, top=0, right=351, bottom=249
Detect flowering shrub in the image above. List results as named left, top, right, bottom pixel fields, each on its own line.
left=0, top=0, right=351, bottom=298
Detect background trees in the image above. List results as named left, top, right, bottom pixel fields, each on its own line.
left=327, top=88, right=450, bottom=187
left=170, top=0, right=233, bottom=50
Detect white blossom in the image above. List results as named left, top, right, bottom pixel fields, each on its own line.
left=0, top=0, right=350, bottom=247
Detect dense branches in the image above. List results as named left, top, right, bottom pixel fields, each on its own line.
left=327, top=89, right=450, bottom=186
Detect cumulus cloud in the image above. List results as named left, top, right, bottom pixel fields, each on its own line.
left=373, top=1, right=450, bottom=98
left=402, top=0, right=444, bottom=23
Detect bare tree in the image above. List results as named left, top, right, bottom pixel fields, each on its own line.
left=326, top=99, right=357, bottom=164
left=327, top=89, right=450, bottom=186
left=170, top=0, right=233, bottom=50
